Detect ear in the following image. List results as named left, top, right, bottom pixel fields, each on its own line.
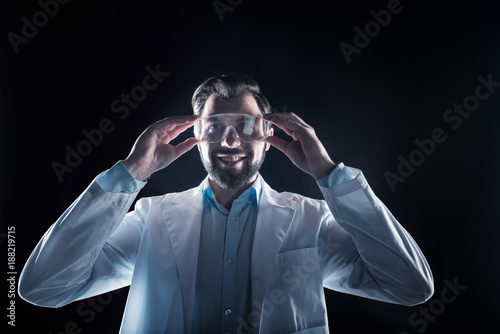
left=265, top=127, right=274, bottom=151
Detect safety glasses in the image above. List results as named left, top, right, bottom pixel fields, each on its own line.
left=194, top=113, right=271, bottom=143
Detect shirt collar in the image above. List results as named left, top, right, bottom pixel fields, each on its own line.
left=201, top=173, right=263, bottom=212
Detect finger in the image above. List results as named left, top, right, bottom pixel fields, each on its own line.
left=264, top=115, right=296, bottom=137
left=266, top=117, right=309, bottom=141
left=164, top=114, right=200, bottom=124
left=164, top=114, right=199, bottom=129
left=264, top=114, right=305, bottom=136
left=173, top=137, right=199, bottom=158
left=286, top=112, right=309, bottom=128
left=263, top=136, right=290, bottom=154
left=151, top=115, right=198, bottom=140
left=152, top=115, right=199, bottom=132
left=166, top=121, right=197, bottom=140
left=264, top=112, right=309, bottom=127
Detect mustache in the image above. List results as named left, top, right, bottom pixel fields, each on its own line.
left=211, top=148, right=250, bottom=156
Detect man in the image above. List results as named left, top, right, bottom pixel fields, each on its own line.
left=19, top=74, right=434, bottom=333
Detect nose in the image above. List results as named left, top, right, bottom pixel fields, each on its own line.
left=221, top=126, right=241, bottom=148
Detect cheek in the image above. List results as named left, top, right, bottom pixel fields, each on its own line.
left=199, top=143, right=212, bottom=161
left=249, top=144, right=266, bottom=162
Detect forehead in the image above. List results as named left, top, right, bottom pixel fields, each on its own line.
left=200, top=93, right=262, bottom=118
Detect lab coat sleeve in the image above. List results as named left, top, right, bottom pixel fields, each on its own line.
left=317, top=167, right=434, bottom=306
left=18, top=176, right=147, bottom=308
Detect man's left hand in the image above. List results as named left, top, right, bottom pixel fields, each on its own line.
left=263, top=112, right=337, bottom=180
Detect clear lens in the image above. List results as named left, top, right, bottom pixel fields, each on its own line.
left=194, top=113, right=270, bottom=143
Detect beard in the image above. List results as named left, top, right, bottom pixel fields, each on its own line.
left=201, top=147, right=266, bottom=190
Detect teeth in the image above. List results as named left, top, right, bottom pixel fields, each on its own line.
left=220, top=156, right=243, bottom=162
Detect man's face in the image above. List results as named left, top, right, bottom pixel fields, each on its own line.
left=197, top=93, right=272, bottom=190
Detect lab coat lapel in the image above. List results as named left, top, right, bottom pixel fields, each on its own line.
left=162, top=184, right=204, bottom=334
left=160, top=177, right=296, bottom=333
left=251, top=179, right=296, bottom=328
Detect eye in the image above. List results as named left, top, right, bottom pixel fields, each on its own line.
left=207, top=122, right=223, bottom=132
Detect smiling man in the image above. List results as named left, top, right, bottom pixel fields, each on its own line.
left=196, top=96, right=271, bottom=200
left=19, top=74, right=434, bottom=333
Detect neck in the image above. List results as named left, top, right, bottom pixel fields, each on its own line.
left=208, top=174, right=257, bottom=210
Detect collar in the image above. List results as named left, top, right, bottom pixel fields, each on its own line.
left=201, top=173, right=263, bottom=213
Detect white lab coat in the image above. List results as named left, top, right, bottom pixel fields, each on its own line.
left=19, top=170, right=433, bottom=333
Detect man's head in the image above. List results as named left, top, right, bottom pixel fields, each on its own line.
left=192, top=74, right=273, bottom=190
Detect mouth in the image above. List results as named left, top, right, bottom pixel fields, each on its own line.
left=215, top=153, right=247, bottom=166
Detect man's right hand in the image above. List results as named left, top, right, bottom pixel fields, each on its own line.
left=122, top=115, right=199, bottom=181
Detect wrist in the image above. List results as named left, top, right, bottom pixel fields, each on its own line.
left=312, top=161, right=337, bottom=181
left=122, top=159, right=151, bottom=181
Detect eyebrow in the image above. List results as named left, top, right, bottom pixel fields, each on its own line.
left=206, top=115, right=249, bottom=122
left=206, top=116, right=223, bottom=122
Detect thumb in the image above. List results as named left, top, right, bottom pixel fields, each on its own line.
left=264, top=136, right=290, bottom=155
left=173, top=137, right=199, bottom=158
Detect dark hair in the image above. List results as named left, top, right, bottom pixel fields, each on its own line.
left=191, top=73, right=272, bottom=116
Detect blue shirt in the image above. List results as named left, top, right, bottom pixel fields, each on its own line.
left=96, top=161, right=357, bottom=333
left=193, top=178, right=260, bottom=334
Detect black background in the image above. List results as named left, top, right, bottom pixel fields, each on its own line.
left=2, top=0, right=499, bottom=333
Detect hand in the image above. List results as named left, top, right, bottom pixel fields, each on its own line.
left=263, top=112, right=337, bottom=180
left=122, top=115, right=199, bottom=181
